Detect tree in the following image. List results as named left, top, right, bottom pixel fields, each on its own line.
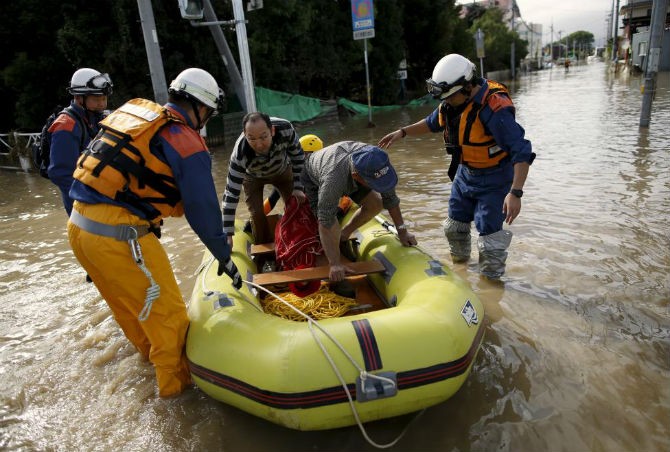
left=1, top=0, right=71, bottom=130
left=0, top=0, right=474, bottom=131
left=468, top=8, right=527, bottom=73
left=462, top=2, right=487, bottom=27
left=244, top=1, right=360, bottom=99
left=566, top=31, right=595, bottom=57
left=400, top=0, right=470, bottom=93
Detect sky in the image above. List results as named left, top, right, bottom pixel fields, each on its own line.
left=457, top=0, right=617, bottom=47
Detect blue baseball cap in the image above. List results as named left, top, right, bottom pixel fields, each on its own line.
left=351, top=145, right=398, bottom=193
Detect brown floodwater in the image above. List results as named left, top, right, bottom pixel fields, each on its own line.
left=1, top=62, right=668, bottom=452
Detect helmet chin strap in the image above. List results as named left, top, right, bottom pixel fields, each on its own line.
left=77, top=94, right=93, bottom=115
left=191, top=100, right=204, bottom=130
left=78, top=94, right=105, bottom=116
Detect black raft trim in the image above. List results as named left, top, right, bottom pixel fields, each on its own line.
left=188, top=323, right=485, bottom=410
left=352, top=318, right=383, bottom=371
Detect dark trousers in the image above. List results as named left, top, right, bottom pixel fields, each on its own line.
left=243, top=165, right=295, bottom=244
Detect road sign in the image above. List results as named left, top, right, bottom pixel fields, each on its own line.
left=475, top=28, right=485, bottom=58
left=351, top=0, right=374, bottom=40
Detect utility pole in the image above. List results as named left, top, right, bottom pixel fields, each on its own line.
left=510, top=0, right=516, bottom=80
left=201, top=0, right=249, bottom=112
left=639, top=0, right=666, bottom=127
left=612, top=0, right=620, bottom=62
left=550, top=22, right=554, bottom=62
left=608, top=0, right=614, bottom=45
left=137, top=0, right=168, bottom=104
left=231, top=0, right=257, bottom=112
left=181, top=0, right=256, bottom=113
left=526, top=22, right=535, bottom=69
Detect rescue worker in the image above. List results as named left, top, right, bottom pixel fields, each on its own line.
left=301, top=141, right=417, bottom=283
left=378, top=54, right=535, bottom=279
left=222, top=112, right=306, bottom=248
left=67, top=68, right=241, bottom=397
left=49, top=68, right=112, bottom=216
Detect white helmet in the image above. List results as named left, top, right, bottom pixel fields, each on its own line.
left=168, top=68, right=225, bottom=112
left=426, top=54, right=477, bottom=100
left=68, top=68, right=113, bottom=96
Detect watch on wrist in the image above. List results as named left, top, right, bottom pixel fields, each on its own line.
left=510, top=188, right=523, bottom=198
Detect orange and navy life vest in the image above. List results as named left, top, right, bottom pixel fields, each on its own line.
left=74, top=98, right=188, bottom=220
left=439, top=80, right=513, bottom=169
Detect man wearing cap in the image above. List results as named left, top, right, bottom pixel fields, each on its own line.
left=301, top=141, right=417, bottom=282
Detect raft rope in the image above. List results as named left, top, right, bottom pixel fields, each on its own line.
left=261, top=285, right=357, bottom=320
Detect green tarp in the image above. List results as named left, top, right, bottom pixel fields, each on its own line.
left=254, top=86, right=438, bottom=122
left=255, top=86, right=327, bottom=122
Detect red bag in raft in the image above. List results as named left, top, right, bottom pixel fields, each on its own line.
left=274, top=196, right=323, bottom=297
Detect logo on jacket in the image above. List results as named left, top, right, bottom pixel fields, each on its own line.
left=461, top=299, right=478, bottom=326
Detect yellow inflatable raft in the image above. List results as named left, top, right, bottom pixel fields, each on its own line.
left=186, top=210, right=485, bottom=431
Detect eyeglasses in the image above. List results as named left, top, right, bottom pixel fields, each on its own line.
left=86, top=73, right=113, bottom=94
left=426, top=77, right=464, bottom=100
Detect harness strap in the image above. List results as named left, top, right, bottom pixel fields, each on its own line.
left=70, top=209, right=151, bottom=241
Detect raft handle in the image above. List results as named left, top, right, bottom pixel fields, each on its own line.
left=356, top=371, right=398, bottom=403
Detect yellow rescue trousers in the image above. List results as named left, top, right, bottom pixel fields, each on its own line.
left=67, top=201, right=191, bottom=397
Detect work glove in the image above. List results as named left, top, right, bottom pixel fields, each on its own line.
left=217, top=257, right=242, bottom=290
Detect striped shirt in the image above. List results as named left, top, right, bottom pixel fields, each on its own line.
left=221, top=117, right=304, bottom=233
left=301, top=141, right=400, bottom=228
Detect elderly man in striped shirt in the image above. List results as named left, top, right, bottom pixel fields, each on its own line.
left=221, top=112, right=306, bottom=249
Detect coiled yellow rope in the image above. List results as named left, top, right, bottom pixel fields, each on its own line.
left=261, top=285, right=358, bottom=321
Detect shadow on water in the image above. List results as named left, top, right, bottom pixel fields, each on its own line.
left=1, top=62, right=669, bottom=451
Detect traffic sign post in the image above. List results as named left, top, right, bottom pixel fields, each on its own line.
left=475, top=28, right=485, bottom=76
left=351, top=0, right=375, bottom=40
left=351, top=0, right=375, bottom=126
left=397, top=59, right=407, bottom=100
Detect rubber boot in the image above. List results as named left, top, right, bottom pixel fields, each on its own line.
left=477, top=230, right=513, bottom=279
left=442, top=217, right=471, bottom=263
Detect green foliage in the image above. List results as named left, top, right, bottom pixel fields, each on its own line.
left=468, top=8, right=527, bottom=73
left=401, top=0, right=469, bottom=92
left=462, top=3, right=487, bottom=27
left=0, top=0, right=496, bottom=130
left=565, top=31, right=595, bottom=53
